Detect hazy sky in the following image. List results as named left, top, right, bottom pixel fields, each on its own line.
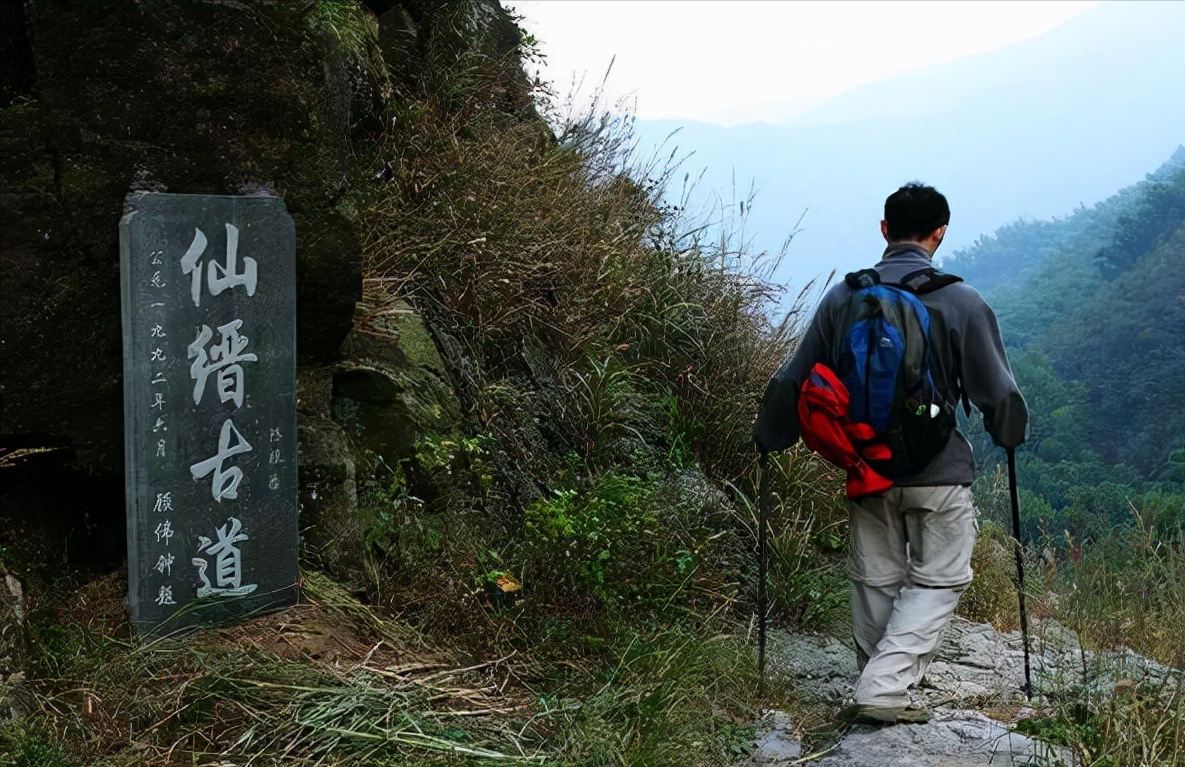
left=514, top=1, right=1101, bottom=125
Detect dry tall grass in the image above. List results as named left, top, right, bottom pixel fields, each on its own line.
left=359, top=56, right=802, bottom=484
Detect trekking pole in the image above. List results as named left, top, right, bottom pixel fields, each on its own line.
left=1007, top=447, right=1033, bottom=700
left=757, top=451, right=770, bottom=702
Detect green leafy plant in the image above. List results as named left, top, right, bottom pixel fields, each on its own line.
left=523, top=474, right=656, bottom=599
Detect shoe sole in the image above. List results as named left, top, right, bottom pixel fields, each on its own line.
left=842, top=706, right=931, bottom=726
left=851, top=713, right=931, bottom=725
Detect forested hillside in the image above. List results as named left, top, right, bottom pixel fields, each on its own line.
left=947, top=147, right=1185, bottom=540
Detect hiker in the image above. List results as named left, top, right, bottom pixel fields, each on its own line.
left=753, top=182, right=1028, bottom=725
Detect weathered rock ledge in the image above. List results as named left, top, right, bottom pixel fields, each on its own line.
left=748, top=616, right=1176, bottom=766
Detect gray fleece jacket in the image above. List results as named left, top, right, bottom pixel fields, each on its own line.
left=754, top=243, right=1028, bottom=486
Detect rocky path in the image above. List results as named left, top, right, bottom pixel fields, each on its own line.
left=750, top=707, right=1054, bottom=767
left=746, top=616, right=1175, bottom=766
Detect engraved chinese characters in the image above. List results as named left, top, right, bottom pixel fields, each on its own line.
left=188, top=319, right=258, bottom=408
left=121, top=194, right=298, bottom=636
left=193, top=516, right=257, bottom=598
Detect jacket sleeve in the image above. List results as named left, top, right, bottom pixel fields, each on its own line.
left=959, top=291, right=1029, bottom=449
left=753, top=296, right=835, bottom=454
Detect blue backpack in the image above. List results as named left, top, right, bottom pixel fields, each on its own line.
left=831, top=266, right=963, bottom=479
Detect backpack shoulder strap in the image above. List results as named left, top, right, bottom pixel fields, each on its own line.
left=894, top=267, right=963, bottom=295
left=844, top=269, right=881, bottom=290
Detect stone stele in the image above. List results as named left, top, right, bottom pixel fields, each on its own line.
left=120, top=192, right=298, bottom=636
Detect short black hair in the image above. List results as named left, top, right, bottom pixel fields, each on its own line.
left=884, top=182, right=950, bottom=242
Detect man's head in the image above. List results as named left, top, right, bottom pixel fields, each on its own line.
left=880, top=182, right=950, bottom=254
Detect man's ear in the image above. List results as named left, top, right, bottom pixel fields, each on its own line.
left=924, top=224, right=948, bottom=253
left=880, top=220, right=890, bottom=242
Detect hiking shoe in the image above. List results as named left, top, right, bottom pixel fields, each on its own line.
left=837, top=703, right=932, bottom=726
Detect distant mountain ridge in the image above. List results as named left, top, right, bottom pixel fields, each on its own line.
left=633, top=1, right=1185, bottom=309
left=948, top=145, right=1185, bottom=295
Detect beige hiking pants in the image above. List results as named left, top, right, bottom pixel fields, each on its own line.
left=848, top=485, right=975, bottom=708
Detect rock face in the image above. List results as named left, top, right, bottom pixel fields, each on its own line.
left=300, top=299, right=466, bottom=582
left=763, top=630, right=858, bottom=704
left=763, top=614, right=1176, bottom=711
left=0, top=0, right=535, bottom=575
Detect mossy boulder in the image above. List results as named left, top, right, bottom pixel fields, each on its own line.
left=333, top=300, right=464, bottom=498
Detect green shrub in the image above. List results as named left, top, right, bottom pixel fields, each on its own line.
left=521, top=473, right=659, bottom=607
left=1139, top=488, right=1185, bottom=537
